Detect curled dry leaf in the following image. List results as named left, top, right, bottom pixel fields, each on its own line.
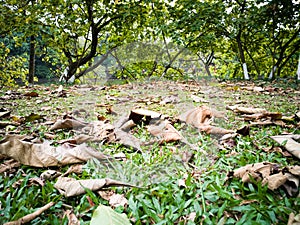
left=243, top=112, right=282, bottom=121
left=62, top=164, right=83, bottom=176
left=0, top=109, right=11, bottom=118
left=109, top=194, right=128, bottom=208
left=226, top=105, right=267, bottom=114
left=114, top=129, right=142, bottom=151
left=54, top=177, right=137, bottom=197
left=0, top=159, right=20, bottom=173
left=0, top=135, right=109, bottom=167
left=231, top=162, right=300, bottom=196
left=50, top=118, right=88, bottom=130
left=24, top=91, right=39, bottom=97
left=63, top=210, right=80, bottom=225
left=148, top=120, right=182, bottom=143
left=40, top=170, right=62, bottom=181
left=179, top=106, right=214, bottom=127
left=270, top=135, right=300, bottom=159
left=129, top=108, right=161, bottom=125
left=198, top=124, right=234, bottom=135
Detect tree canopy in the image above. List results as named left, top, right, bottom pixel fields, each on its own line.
left=0, top=0, right=299, bottom=85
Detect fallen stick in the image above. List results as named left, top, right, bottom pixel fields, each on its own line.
left=4, top=202, right=55, bottom=225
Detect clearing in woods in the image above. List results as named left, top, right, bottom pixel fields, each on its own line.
left=0, top=79, right=299, bottom=224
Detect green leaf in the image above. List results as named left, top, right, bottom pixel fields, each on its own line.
left=90, top=204, right=131, bottom=225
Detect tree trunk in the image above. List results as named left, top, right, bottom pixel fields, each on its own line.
left=237, top=32, right=249, bottom=80
left=28, top=35, right=35, bottom=84
left=297, top=55, right=300, bottom=81
left=204, top=64, right=212, bottom=77
left=268, top=65, right=277, bottom=80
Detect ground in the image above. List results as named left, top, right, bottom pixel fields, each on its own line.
left=0, top=79, right=299, bottom=225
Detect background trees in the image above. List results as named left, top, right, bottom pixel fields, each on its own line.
left=0, top=0, right=299, bottom=85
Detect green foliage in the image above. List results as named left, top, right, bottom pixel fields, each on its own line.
left=0, top=42, right=28, bottom=86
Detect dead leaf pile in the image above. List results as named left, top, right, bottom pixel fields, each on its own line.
left=227, top=105, right=299, bottom=128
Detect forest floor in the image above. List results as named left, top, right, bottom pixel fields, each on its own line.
left=0, top=79, right=299, bottom=225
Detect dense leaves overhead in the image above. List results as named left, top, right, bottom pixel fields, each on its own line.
left=1, top=0, right=299, bottom=84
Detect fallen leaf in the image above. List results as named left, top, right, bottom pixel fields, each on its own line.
left=50, top=118, right=88, bottom=130
left=0, top=109, right=11, bottom=118
left=179, top=106, right=214, bottom=128
left=159, top=95, right=179, bottom=105
left=63, top=210, right=80, bottom=225
left=114, top=129, right=142, bottom=151
left=198, top=124, right=234, bottom=135
left=24, top=91, right=39, bottom=97
left=230, top=162, right=300, bottom=196
left=226, top=105, right=267, bottom=114
left=187, top=212, right=197, bottom=222
left=0, top=159, right=20, bottom=173
left=62, top=164, right=83, bottom=176
left=0, top=121, right=19, bottom=128
left=148, top=120, right=182, bottom=143
left=54, top=177, right=137, bottom=197
left=270, top=135, right=300, bottom=159
left=40, top=170, right=62, bottom=181
left=109, top=194, right=128, bottom=208
left=129, top=108, right=161, bottom=125
left=0, top=135, right=110, bottom=167
left=190, top=95, right=209, bottom=103
left=99, top=190, right=115, bottom=201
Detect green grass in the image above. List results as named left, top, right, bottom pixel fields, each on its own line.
left=0, top=79, right=299, bottom=224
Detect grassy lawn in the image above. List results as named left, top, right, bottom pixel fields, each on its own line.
left=0, top=79, right=299, bottom=224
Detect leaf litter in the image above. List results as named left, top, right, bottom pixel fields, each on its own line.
left=0, top=80, right=299, bottom=224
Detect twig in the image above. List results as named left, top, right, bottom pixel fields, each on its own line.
left=4, top=202, right=55, bottom=225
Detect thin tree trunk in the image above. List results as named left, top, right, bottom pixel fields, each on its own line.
left=268, top=65, right=277, bottom=80
left=237, top=32, right=249, bottom=80
left=297, top=55, right=300, bottom=81
left=28, top=35, right=35, bottom=84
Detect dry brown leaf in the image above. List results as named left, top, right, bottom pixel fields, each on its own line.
left=98, top=190, right=115, bottom=201
left=198, top=124, right=234, bottom=135
left=270, top=135, right=300, bottom=159
left=226, top=105, right=267, bottom=114
left=148, top=120, right=182, bottom=143
left=24, top=91, right=39, bottom=97
left=114, top=129, right=142, bottom=151
left=0, top=159, right=20, bottom=173
left=0, top=121, right=19, bottom=128
left=243, top=112, right=282, bottom=121
left=54, top=177, right=137, bottom=197
left=62, top=164, right=83, bottom=176
left=0, top=135, right=109, bottom=167
left=40, top=170, right=62, bottom=181
left=187, top=212, right=197, bottom=222
left=0, top=109, right=11, bottom=118
left=63, top=210, right=80, bottom=225
left=190, top=95, right=209, bottom=103
left=231, top=162, right=300, bottom=196
left=3, top=202, right=55, bottom=225
left=90, top=120, right=115, bottom=139
left=287, top=212, right=300, bottom=225
left=50, top=118, right=88, bottom=130
left=179, top=106, right=214, bottom=127
left=109, top=194, right=128, bottom=208
left=129, top=108, right=161, bottom=125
